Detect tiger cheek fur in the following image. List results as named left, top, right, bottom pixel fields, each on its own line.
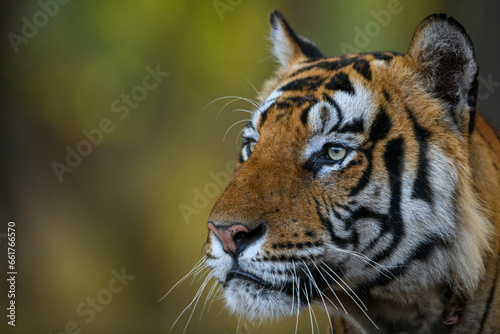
left=204, top=10, right=500, bottom=333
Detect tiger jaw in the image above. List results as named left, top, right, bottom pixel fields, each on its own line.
left=223, top=278, right=298, bottom=320
left=206, top=233, right=339, bottom=320
left=209, top=261, right=337, bottom=321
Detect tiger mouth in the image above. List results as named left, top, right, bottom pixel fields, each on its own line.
left=226, top=269, right=276, bottom=290
left=226, top=269, right=296, bottom=296
left=225, top=268, right=331, bottom=299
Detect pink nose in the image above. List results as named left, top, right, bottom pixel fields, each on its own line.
left=207, top=222, right=249, bottom=256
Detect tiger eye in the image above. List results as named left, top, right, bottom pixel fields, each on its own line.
left=327, top=146, right=346, bottom=161
left=249, top=142, right=257, bottom=153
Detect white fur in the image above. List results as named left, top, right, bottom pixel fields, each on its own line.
left=271, top=23, right=295, bottom=67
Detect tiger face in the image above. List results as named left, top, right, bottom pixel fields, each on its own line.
left=204, top=11, right=499, bottom=332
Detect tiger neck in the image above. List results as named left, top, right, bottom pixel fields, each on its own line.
left=331, top=286, right=457, bottom=333
left=331, top=115, right=500, bottom=333
left=471, top=115, right=500, bottom=242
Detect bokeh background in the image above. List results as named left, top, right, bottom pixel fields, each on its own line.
left=1, top=0, right=499, bottom=333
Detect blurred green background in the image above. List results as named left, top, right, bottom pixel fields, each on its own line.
left=0, top=0, right=499, bottom=333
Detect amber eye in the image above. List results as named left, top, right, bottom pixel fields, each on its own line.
left=241, top=141, right=257, bottom=161
left=327, top=146, right=347, bottom=161
left=249, top=141, right=256, bottom=153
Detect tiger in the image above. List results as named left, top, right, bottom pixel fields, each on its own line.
left=204, top=10, right=500, bottom=333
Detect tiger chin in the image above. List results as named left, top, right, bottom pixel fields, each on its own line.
left=204, top=10, right=500, bottom=333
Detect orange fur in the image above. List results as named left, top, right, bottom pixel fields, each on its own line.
left=205, top=12, right=500, bottom=333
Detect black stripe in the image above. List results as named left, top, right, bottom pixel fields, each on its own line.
left=300, top=104, right=312, bottom=126
left=280, top=76, right=324, bottom=92
left=280, top=96, right=309, bottom=107
left=346, top=207, right=385, bottom=228
left=323, top=94, right=344, bottom=134
left=303, top=153, right=320, bottom=175
left=370, top=137, right=405, bottom=264
left=319, top=105, right=330, bottom=133
left=477, top=256, right=499, bottom=333
left=354, top=235, right=442, bottom=292
left=352, top=59, right=372, bottom=80
left=315, top=198, right=357, bottom=248
left=241, top=135, right=254, bottom=143
left=382, top=90, right=391, bottom=102
left=354, top=264, right=404, bottom=292
left=245, top=121, right=255, bottom=131
left=258, top=104, right=274, bottom=128
left=245, top=145, right=252, bottom=158
left=337, top=118, right=364, bottom=134
left=371, top=51, right=400, bottom=61
left=468, top=75, right=478, bottom=134
left=348, top=150, right=372, bottom=197
left=331, top=208, right=343, bottom=220
left=292, top=52, right=402, bottom=78
left=369, top=107, right=392, bottom=142
left=412, top=235, right=448, bottom=261
left=276, top=101, right=291, bottom=109
left=324, top=72, right=354, bottom=94
left=344, top=206, right=386, bottom=248
left=310, top=58, right=356, bottom=71
left=336, top=203, right=353, bottom=213
left=275, top=113, right=286, bottom=121
left=405, top=108, right=432, bottom=204
left=356, top=207, right=390, bottom=256
left=290, top=57, right=358, bottom=77
left=348, top=108, right=392, bottom=196
left=495, top=129, right=500, bottom=143
left=260, top=109, right=270, bottom=127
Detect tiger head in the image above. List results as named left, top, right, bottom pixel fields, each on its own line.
left=204, top=11, right=493, bottom=325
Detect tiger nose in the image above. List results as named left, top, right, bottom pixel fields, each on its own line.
left=207, top=222, right=266, bottom=257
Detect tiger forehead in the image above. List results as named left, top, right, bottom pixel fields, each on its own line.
left=288, top=51, right=401, bottom=79
left=254, top=52, right=399, bottom=131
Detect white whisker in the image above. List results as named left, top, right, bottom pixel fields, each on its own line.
left=170, top=270, right=212, bottom=332
left=199, top=280, right=219, bottom=320
left=303, top=285, right=314, bottom=334
left=302, top=261, right=332, bottom=333
left=159, top=256, right=207, bottom=302
left=246, top=78, right=264, bottom=102
left=295, top=275, right=301, bottom=334
left=215, top=98, right=241, bottom=120
left=232, top=108, right=254, bottom=114
left=307, top=261, right=346, bottom=315
left=223, top=119, right=251, bottom=142
left=182, top=273, right=213, bottom=334
left=215, top=304, right=230, bottom=319
left=202, top=95, right=258, bottom=113
left=319, top=263, right=379, bottom=330
left=325, top=245, right=396, bottom=279
left=290, top=260, right=297, bottom=316
left=235, top=126, right=247, bottom=151
left=236, top=315, right=242, bottom=334
left=320, top=261, right=366, bottom=311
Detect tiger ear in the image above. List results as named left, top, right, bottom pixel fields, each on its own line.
left=407, top=14, right=479, bottom=134
left=269, top=10, right=324, bottom=67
